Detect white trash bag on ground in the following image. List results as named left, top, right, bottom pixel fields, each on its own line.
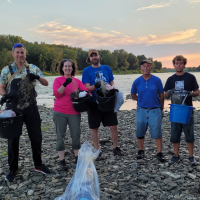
left=114, top=91, right=124, bottom=112
left=55, top=141, right=100, bottom=200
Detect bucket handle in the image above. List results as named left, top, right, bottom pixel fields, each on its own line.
left=96, top=91, right=118, bottom=104
left=96, top=98, right=111, bottom=104
left=72, top=96, right=91, bottom=104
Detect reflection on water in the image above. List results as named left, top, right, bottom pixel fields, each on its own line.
left=120, top=99, right=200, bottom=111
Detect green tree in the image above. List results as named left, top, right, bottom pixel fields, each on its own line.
left=154, top=60, right=162, bottom=70
left=76, top=49, right=89, bottom=70
left=112, top=49, right=129, bottom=70
left=137, top=55, right=146, bottom=66
left=0, top=49, right=13, bottom=70
left=127, top=53, right=139, bottom=70
left=99, top=50, right=118, bottom=70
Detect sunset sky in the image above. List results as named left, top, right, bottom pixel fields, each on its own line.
left=1, top=0, right=200, bottom=68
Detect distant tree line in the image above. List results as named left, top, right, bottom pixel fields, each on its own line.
left=0, top=35, right=163, bottom=73
left=163, top=66, right=200, bottom=72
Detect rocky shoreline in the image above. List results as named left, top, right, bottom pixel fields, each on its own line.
left=1, top=106, right=200, bottom=200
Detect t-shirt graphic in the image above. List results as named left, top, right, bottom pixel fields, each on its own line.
left=175, top=81, right=184, bottom=91
left=175, top=81, right=187, bottom=96
left=95, top=71, right=107, bottom=82
left=173, top=80, right=187, bottom=104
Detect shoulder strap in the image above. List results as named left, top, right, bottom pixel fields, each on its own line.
left=8, top=65, right=14, bottom=75
left=26, top=65, right=30, bottom=74
left=6, top=65, right=26, bottom=92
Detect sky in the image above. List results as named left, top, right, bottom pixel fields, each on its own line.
left=0, top=0, right=200, bottom=68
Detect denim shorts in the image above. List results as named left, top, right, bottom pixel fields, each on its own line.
left=170, top=115, right=194, bottom=143
left=136, top=106, right=162, bottom=139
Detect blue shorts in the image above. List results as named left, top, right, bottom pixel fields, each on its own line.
left=170, top=115, right=194, bottom=143
left=136, top=106, right=162, bottom=139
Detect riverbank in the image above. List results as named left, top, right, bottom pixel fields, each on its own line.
left=1, top=106, right=200, bottom=200
left=43, top=69, right=165, bottom=76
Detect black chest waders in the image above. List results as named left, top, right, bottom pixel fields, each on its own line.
left=6, top=65, right=42, bottom=171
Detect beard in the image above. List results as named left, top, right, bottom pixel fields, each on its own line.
left=91, top=58, right=100, bottom=65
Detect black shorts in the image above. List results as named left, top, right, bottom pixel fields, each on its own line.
left=87, top=102, right=118, bottom=129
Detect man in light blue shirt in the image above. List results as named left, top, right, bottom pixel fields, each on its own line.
left=131, top=59, right=165, bottom=162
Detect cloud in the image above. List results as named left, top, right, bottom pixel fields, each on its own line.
left=29, top=21, right=199, bottom=48
left=137, top=3, right=170, bottom=11
left=7, top=0, right=11, bottom=3
left=188, top=0, right=200, bottom=2
left=111, top=30, right=121, bottom=34
left=93, top=27, right=103, bottom=30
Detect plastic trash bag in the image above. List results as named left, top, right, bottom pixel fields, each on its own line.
left=79, top=91, right=87, bottom=98
left=55, top=141, right=100, bottom=200
left=114, top=91, right=124, bottom=112
left=0, top=110, right=16, bottom=118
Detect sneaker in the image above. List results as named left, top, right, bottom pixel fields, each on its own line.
left=95, top=152, right=104, bottom=161
left=113, top=147, right=125, bottom=156
left=5, top=170, right=17, bottom=182
left=169, top=155, right=180, bottom=165
left=136, top=150, right=144, bottom=159
left=188, top=156, right=196, bottom=166
left=34, top=164, right=50, bottom=174
left=75, top=156, right=78, bottom=164
left=157, top=152, right=165, bottom=163
left=59, top=159, right=68, bottom=170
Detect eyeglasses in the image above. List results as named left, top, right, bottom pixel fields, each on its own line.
left=13, top=43, right=24, bottom=48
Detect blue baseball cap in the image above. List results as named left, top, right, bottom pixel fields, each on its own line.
left=13, top=43, right=24, bottom=48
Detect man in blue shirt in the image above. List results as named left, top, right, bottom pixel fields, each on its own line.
left=82, top=49, right=124, bottom=160
left=131, top=59, right=165, bottom=162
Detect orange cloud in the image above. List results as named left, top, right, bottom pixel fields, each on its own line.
left=29, top=21, right=199, bottom=48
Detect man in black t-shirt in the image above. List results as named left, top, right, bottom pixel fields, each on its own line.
left=164, top=55, right=199, bottom=166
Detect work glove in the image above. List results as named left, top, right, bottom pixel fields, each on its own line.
left=28, top=73, right=40, bottom=81
left=94, top=81, right=101, bottom=89
left=162, top=110, right=164, bottom=118
left=187, top=91, right=193, bottom=97
left=167, top=89, right=174, bottom=96
left=63, top=78, right=72, bottom=87
left=0, top=94, right=12, bottom=105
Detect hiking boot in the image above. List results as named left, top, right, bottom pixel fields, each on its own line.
left=75, top=156, right=78, bottom=164
left=188, top=156, right=196, bottom=166
left=136, top=150, right=144, bottom=159
left=169, top=155, right=180, bottom=165
left=95, top=152, right=104, bottom=161
left=113, top=147, right=125, bottom=156
left=59, top=159, right=68, bottom=170
left=157, top=152, right=165, bottom=163
left=5, top=170, right=17, bottom=182
left=34, top=164, right=50, bottom=174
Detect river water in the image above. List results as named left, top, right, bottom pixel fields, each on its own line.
left=36, top=72, right=200, bottom=110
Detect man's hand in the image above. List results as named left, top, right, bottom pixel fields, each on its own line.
left=28, top=73, right=40, bottom=81
left=187, top=91, right=193, bottom=97
left=162, top=110, right=164, bottom=118
left=94, top=81, right=101, bottom=89
left=0, top=94, right=12, bottom=105
left=63, top=78, right=72, bottom=87
left=167, top=89, right=174, bottom=96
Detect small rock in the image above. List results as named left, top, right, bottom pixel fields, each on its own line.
left=27, top=190, right=34, bottom=196
left=187, top=173, right=196, bottom=180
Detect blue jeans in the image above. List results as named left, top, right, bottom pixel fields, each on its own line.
left=170, top=115, right=194, bottom=143
left=136, top=106, right=162, bottom=139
